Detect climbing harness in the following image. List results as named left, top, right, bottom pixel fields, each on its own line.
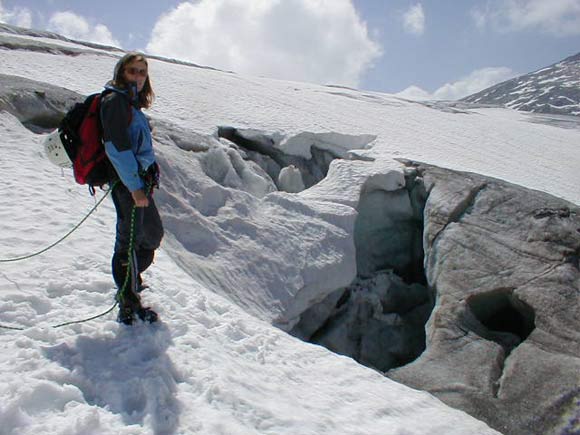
left=0, top=181, right=143, bottom=331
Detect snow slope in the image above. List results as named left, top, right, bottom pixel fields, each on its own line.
left=1, top=36, right=578, bottom=207
left=0, top=113, right=498, bottom=435
left=1, top=27, right=579, bottom=435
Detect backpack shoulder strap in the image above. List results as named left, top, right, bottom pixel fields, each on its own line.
left=99, top=89, right=132, bottom=126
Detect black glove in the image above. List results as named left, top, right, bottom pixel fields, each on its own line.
left=142, top=162, right=160, bottom=190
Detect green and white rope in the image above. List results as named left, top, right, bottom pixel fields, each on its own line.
left=0, top=182, right=143, bottom=331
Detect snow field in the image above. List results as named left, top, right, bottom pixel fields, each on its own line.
left=0, top=112, right=500, bottom=434
left=4, top=30, right=579, bottom=434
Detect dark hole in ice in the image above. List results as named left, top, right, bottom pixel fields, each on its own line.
left=291, top=169, right=433, bottom=373
left=466, top=290, right=536, bottom=355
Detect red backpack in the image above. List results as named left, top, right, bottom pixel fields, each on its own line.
left=59, top=92, right=131, bottom=188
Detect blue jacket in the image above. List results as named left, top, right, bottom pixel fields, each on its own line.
left=100, top=84, right=155, bottom=192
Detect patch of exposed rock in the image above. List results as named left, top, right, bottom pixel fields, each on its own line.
left=386, top=161, right=580, bottom=435
left=0, top=74, right=80, bottom=132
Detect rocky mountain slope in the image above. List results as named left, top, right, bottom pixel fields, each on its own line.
left=462, top=52, right=580, bottom=116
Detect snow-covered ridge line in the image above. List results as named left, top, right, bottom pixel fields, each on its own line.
left=463, top=51, right=580, bottom=117
left=0, top=22, right=123, bottom=52
left=0, top=23, right=229, bottom=74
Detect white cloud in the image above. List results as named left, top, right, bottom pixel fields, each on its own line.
left=146, top=0, right=382, bottom=88
left=470, top=6, right=489, bottom=30
left=402, top=3, right=425, bottom=36
left=472, top=0, right=580, bottom=36
left=47, top=11, right=120, bottom=47
left=432, top=67, right=517, bottom=100
left=0, top=0, right=33, bottom=28
left=397, top=67, right=517, bottom=101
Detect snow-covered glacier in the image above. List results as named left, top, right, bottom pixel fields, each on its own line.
left=1, top=24, right=579, bottom=435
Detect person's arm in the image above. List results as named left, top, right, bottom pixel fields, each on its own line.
left=101, top=92, right=148, bottom=206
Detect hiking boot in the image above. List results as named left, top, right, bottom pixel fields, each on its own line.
left=117, top=305, right=136, bottom=325
left=116, top=290, right=158, bottom=325
left=136, top=307, right=158, bottom=323
left=117, top=305, right=158, bottom=325
left=116, top=289, right=142, bottom=326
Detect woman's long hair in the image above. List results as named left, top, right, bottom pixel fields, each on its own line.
left=111, top=52, right=155, bottom=109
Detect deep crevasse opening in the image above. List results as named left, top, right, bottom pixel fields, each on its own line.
left=291, top=167, right=434, bottom=372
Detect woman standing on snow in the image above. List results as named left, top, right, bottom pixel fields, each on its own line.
left=101, top=52, right=164, bottom=325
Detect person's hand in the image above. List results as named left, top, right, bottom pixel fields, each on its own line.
left=131, top=189, right=149, bottom=207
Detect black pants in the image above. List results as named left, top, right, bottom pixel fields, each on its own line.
left=111, top=182, right=164, bottom=293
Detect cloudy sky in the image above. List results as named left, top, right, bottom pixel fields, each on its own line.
left=2, top=0, right=579, bottom=100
